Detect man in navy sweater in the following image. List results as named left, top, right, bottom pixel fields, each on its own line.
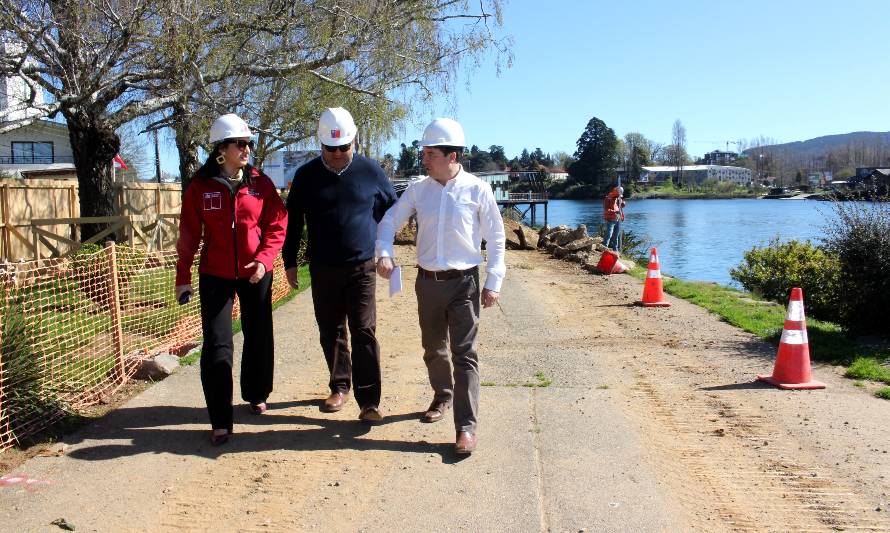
left=282, top=107, right=397, bottom=421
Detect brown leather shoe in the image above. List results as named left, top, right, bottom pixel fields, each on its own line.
left=455, top=431, right=476, bottom=455
left=322, top=391, right=347, bottom=412
left=421, top=401, right=448, bottom=423
left=358, top=405, right=383, bottom=422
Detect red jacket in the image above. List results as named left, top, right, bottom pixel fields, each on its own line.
left=176, top=166, right=288, bottom=286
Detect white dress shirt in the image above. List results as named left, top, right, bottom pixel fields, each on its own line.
left=376, top=168, right=507, bottom=292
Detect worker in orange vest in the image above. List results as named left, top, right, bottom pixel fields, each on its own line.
left=602, top=186, right=625, bottom=251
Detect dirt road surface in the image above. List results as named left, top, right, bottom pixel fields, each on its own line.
left=2, top=247, right=889, bottom=532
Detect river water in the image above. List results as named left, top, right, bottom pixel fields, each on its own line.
left=533, top=198, right=837, bottom=286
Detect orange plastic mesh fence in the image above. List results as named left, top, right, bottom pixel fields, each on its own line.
left=0, top=243, right=297, bottom=451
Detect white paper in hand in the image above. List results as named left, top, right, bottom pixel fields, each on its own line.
left=389, top=266, right=402, bottom=298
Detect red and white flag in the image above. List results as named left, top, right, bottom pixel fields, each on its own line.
left=113, top=154, right=128, bottom=170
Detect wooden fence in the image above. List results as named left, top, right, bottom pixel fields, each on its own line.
left=0, top=179, right=182, bottom=260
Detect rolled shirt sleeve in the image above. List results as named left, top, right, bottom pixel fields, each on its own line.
left=478, top=183, right=506, bottom=292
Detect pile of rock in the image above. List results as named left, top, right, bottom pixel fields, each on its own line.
left=536, top=224, right=635, bottom=273
left=503, top=218, right=539, bottom=250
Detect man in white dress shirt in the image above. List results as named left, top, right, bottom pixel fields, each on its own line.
left=376, top=118, right=506, bottom=455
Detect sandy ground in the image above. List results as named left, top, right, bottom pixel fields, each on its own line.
left=1, top=246, right=889, bottom=532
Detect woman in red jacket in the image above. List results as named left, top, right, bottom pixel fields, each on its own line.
left=175, top=113, right=288, bottom=446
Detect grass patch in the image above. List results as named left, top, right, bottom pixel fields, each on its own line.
left=596, top=384, right=609, bottom=389
left=633, top=182, right=758, bottom=199
left=523, top=371, right=552, bottom=388
left=628, top=267, right=890, bottom=366
left=844, top=358, right=890, bottom=384
left=481, top=381, right=496, bottom=386
left=875, top=388, right=890, bottom=400
left=179, top=265, right=311, bottom=367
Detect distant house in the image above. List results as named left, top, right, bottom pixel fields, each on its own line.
left=474, top=171, right=511, bottom=201
left=861, top=169, right=890, bottom=194
left=0, top=119, right=76, bottom=179
left=1, top=44, right=76, bottom=179
left=851, top=167, right=890, bottom=191
left=547, top=168, right=568, bottom=182
left=639, top=165, right=753, bottom=186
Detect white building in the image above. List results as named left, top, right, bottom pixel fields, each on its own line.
left=260, top=149, right=319, bottom=189
left=639, top=165, right=753, bottom=186
left=1, top=42, right=76, bottom=178
left=547, top=169, right=568, bottom=182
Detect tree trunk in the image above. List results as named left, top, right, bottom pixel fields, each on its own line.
left=65, top=110, right=120, bottom=242
left=173, top=103, right=202, bottom=195
left=176, top=135, right=201, bottom=195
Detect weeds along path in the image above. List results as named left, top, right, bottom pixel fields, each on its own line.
left=2, top=247, right=889, bottom=532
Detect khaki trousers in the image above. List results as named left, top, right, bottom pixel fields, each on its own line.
left=415, top=268, right=481, bottom=433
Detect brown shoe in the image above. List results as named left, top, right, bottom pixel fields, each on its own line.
left=358, top=406, right=383, bottom=422
left=322, top=391, right=347, bottom=412
left=421, top=401, right=448, bottom=423
left=455, top=431, right=476, bottom=455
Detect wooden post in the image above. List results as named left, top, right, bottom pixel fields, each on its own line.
left=106, top=242, right=126, bottom=383
left=32, top=226, right=40, bottom=261
left=68, top=185, right=77, bottom=245
left=0, top=274, right=10, bottom=450
left=1, top=185, right=8, bottom=260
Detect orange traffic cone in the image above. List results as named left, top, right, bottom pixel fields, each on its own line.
left=596, top=249, right=620, bottom=274
left=635, top=247, right=671, bottom=307
left=757, top=288, right=825, bottom=390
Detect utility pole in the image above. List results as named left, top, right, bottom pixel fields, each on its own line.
left=153, top=129, right=161, bottom=183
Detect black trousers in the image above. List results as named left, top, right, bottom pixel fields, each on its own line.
left=199, top=273, right=274, bottom=431
left=309, top=260, right=381, bottom=408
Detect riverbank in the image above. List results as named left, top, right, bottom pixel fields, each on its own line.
left=529, top=220, right=890, bottom=399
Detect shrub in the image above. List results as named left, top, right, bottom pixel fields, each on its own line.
left=730, top=238, right=841, bottom=321
left=1, top=295, right=67, bottom=435
left=822, top=201, right=890, bottom=335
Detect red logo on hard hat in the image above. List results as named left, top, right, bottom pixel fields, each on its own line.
left=331, top=129, right=341, bottom=138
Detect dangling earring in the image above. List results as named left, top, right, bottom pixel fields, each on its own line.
left=215, top=153, right=226, bottom=165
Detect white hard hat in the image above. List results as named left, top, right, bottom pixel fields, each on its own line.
left=317, top=107, right=357, bottom=146
left=418, top=118, right=465, bottom=148
left=209, top=113, right=252, bottom=144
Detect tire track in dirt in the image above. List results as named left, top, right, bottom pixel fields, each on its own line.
left=625, top=364, right=890, bottom=532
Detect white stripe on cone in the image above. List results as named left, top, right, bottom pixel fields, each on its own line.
left=786, top=300, right=805, bottom=321
left=647, top=269, right=661, bottom=279
left=780, top=328, right=808, bottom=345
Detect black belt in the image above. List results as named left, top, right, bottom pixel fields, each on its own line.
left=417, top=266, right=477, bottom=281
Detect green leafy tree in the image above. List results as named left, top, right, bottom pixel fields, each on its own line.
left=1, top=0, right=511, bottom=236
left=397, top=141, right=420, bottom=177
left=519, top=148, right=531, bottom=168
left=568, top=117, right=618, bottom=189
left=488, top=145, right=507, bottom=168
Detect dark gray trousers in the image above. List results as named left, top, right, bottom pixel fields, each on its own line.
left=415, top=268, right=481, bottom=433
left=309, top=260, right=381, bottom=408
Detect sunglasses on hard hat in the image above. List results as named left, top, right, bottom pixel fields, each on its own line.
left=227, top=139, right=255, bottom=150
left=322, top=144, right=351, bottom=153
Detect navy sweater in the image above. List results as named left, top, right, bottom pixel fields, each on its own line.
left=282, top=155, right=397, bottom=268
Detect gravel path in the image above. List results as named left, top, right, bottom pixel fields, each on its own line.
left=1, top=247, right=888, bottom=532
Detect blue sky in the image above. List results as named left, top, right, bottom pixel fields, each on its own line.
left=161, top=0, right=890, bottom=175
